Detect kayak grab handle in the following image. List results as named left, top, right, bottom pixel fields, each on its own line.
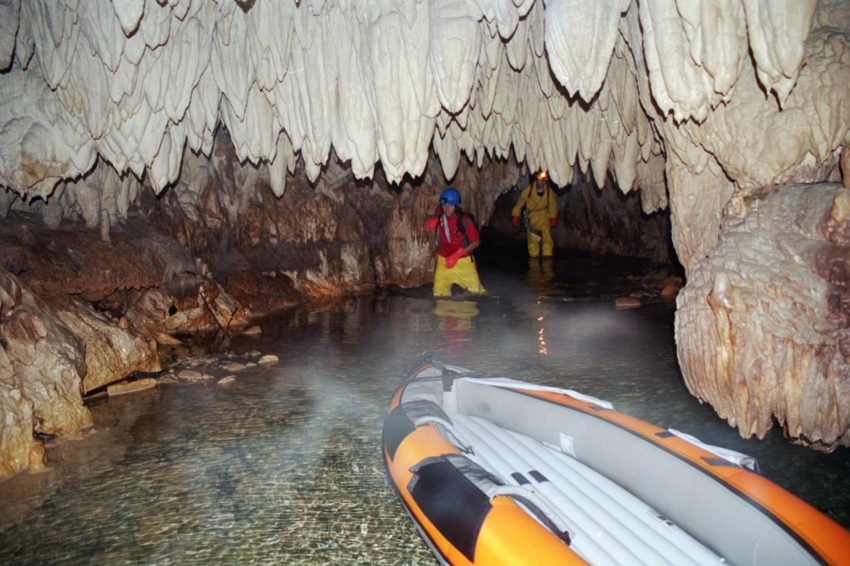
left=487, top=485, right=573, bottom=545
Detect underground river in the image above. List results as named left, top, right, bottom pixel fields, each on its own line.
left=1, top=244, right=848, bottom=565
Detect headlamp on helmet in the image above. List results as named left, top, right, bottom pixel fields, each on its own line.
left=536, top=170, right=549, bottom=181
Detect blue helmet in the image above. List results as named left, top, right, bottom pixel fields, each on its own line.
left=439, top=187, right=461, bottom=206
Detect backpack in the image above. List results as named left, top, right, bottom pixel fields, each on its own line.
left=455, top=212, right=480, bottom=260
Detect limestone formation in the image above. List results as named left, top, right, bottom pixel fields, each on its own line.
left=677, top=184, right=850, bottom=451
left=0, top=0, right=848, bottom=453
left=0, top=213, right=257, bottom=476
left=53, top=299, right=161, bottom=394
left=0, top=347, right=41, bottom=478
left=549, top=171, right=671, bottom=262
left=0, top=2, right=841, bottom=215
left=0, top=271, right=92, bottom=476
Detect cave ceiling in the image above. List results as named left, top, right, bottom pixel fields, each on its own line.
left=0, top=0, right=848, bottom=272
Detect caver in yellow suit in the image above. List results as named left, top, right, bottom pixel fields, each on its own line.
left=512, top=171, right=559, bottom=257
left=426, top=188, right=487, bottom=298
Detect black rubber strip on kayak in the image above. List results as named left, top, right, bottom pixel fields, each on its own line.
left=383, top=405, right=415, bottom=461
left=408, top=457, right=492, bottom=562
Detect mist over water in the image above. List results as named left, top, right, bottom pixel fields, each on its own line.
left=1, top=243, right=848, bottom=565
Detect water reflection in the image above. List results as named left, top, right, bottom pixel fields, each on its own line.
left=433, top=299, right=479, bottom=361
left=527, top=257, right=555, bottom=287
left=528, top=257, right=556, bottom=358
left=0, top=251, right=848, bottom=565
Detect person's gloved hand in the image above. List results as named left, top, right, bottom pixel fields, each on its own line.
left=512, top=216, right=519, bottom=227
left=426, top=217, right=439, bottom=230
left=444, top=249, right=465, bottom=269
left=550, top=217, right=556, bottom=228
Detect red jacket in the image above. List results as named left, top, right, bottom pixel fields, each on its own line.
left=437, top=210, right=479, bottom=258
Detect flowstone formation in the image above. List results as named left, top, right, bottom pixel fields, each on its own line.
left=0, top=0, right=848, bottom=467
left=677, top=184, right=850, bottom=450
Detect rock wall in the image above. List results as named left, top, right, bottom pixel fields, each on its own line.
left=0, top=208, right=255, bottom=478
left=491, top=169, right=672, bottom=262
left=0, top=271, right=91, bottom=477
left=677, top=184, right=850, bottom=451
left=137, top=129, right=521, bottom=308
left=554, top=172, right=671, bottom=262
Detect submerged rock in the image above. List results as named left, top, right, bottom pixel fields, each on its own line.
left=107, top=378, right=158, bottom=397
left=177, top=370, right=204, bottom=381
left=615, top=297, right=641, bottom=309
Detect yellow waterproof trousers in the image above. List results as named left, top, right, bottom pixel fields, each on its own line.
left=527, top=213, right=554, bottom=257
left=433, top=255, right=487, bottom=297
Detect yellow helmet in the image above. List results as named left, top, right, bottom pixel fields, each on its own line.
left=536, top=170, right=549, bottom=181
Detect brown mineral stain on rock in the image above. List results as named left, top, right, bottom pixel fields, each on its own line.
left=152, top=331, right=182, bottom=345
left=615, top=297, right=641, bottom=309
left=107, top=378, right=158, bottom=396
left=54, top=299, right=161, bottom=394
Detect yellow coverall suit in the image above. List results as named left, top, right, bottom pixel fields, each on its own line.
left=512, top=183, right=558, bottom=257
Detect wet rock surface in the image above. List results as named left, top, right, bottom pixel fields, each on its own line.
left=0, top=211, right=254, bottom=477
left=53, top=299, right=160, bottom=394
left=0, top=274, right=93, bottom=478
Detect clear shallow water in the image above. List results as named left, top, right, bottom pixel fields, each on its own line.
left=1, top=247, right=848, bottom=565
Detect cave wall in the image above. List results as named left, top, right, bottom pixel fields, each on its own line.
left=677, top=184, right=850, bottom=450
left=132, top=128, right=522, bottom=311
left=491, top=169, right=672, bottom=261
left=554, top=171, right=672, bottom=262
left=2, top=2, right=848, bottom=276
left=0, top=0, right=849, bottom=467
left=0, top=132, right=523, bottom=477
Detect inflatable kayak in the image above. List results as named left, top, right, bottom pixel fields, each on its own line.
left=382, top=353, right=850, bottom=566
